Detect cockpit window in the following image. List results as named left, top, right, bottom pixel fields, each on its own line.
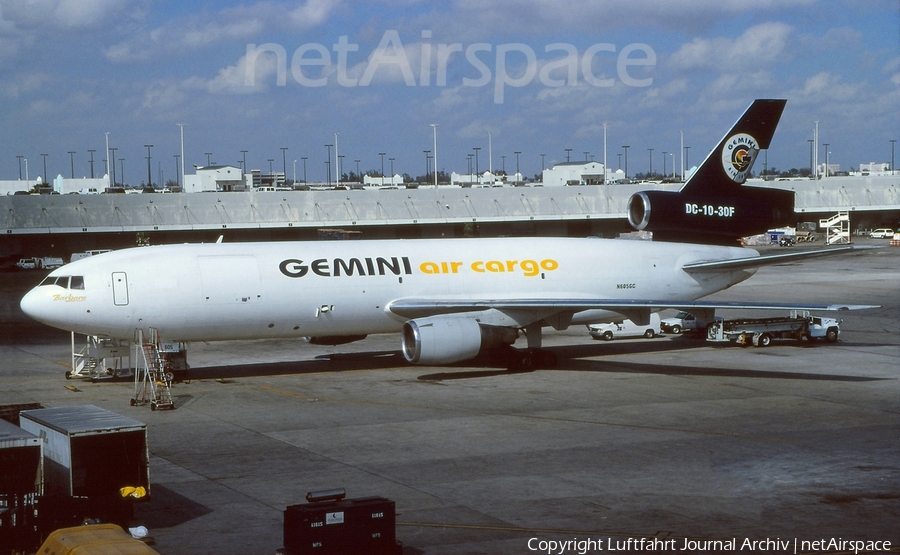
left=38, top=275, right=84, bottom=289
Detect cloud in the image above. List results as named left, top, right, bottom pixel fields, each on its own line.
left=0, top=0, right=135, bottom=31
left=105, top=0, right=340, bottom=63
left=445, top=0, right=814, bottom=35
left=669, top=22, right=793, bottom=71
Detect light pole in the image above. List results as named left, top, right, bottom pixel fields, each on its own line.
left=104, top=132, right=110, bottom=183
left=176, top=123, right=186, bottom=187
left=389, top=157, right=394, bottom=185
left=144, top=145, right=153, bottom=188
left=423, top=150, right=430, bottom=182
left=890, top=140, right=896, bottom=175
left=324, top=145, right=332, bottom=187
left=379, top=152, right=386, bottom=187
left=540, top=153, right=545, bottom=171
left=514, top=151, right=521, bottom=183
left=88, top=150, right=95, bottom=178
left=281, top=147, right=288, bottom=186
left=647, top=148, right=653, bottom=178
left=334, top=133, right=339, bottom=187
left=68, top=151, right=76, bottom=178
left=564, top=148, right=572, bottom=162
left=355, top=159, right=360, bottom=183
left=109, top=148, right=117, bottom=186
left=430, top=124, right=439, bottom=188
left=823, top=143, right=830, bottom=177
left=662, top=151, right=667, bottom=179
left=473, top=147, right=480, bottom=184
left=16, top=155, right=23, bottom=180
left=622, top=146, right=629, bottom=179
left=293, top=159, right=297, bottom=185
left=174, top=155, right=180, bottom=188
left=205, top=152, right=212, bottom=166
left=40, top=153, right=48, bottom=183
left=301, top=157, right=307, bottom=184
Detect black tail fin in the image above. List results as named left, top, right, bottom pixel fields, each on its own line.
left=627, top=99, right=794, bottom=245
left=681, top=99, right=786, bottom=195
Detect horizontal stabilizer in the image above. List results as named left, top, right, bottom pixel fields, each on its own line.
left=682, top=245, right=881, bottom=273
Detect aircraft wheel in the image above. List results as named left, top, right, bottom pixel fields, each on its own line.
left=539, top=350, right=558, bottom=369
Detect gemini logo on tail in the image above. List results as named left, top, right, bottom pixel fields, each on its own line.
left=721, top=133, right=759, bottom=184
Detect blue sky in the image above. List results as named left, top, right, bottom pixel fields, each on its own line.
left=1, top=0, right=898, bottom=184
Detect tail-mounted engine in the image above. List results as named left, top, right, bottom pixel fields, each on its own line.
left=627, top=187, right=794, bottom=244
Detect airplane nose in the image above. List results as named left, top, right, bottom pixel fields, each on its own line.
left=20, top=288, right=45, bottom=322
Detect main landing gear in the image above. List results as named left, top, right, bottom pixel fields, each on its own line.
left=505, top=348, right=558, bottom=371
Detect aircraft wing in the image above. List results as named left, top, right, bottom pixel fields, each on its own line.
left=387, top=297, right=879, bottom=321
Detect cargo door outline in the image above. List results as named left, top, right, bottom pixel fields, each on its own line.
left=112, top=272, right=129, bottom=306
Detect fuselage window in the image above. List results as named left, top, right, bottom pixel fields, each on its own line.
left=40, top=276, right=57, bottom=286
left=55, top=276, right=70, bottom=288
left=70, top=276, right=85, bottom=290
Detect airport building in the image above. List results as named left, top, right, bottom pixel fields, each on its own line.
left=541, top=161, right=620, bottom=186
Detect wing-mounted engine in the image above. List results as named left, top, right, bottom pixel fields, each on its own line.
left=627, top=99, right=793, bottom=245
left=401, top=315, right=517, bottom=365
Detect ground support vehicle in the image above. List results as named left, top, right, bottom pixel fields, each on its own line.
left=589, top=314, right=661, bottom=341
left=706, top=311, right=840, bottom=347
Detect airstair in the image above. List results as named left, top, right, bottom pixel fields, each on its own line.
left=131, top=328, right=175, bottom=411
left=69, top=333, right=130, bottom=380
left=818, top=211, right=851, bottom=245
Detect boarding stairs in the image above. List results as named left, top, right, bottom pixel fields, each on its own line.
left=131, top=328, right=175, bottom=410
left=69, top=333, right=131, bottom=380
left=818, top=211, right=851, bottom=245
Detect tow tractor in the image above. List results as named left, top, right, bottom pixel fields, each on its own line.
left=706, top=310, right=841, bottom=347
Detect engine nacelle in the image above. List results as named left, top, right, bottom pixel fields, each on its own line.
left=627, top=188, right=794, bottom=244
left=401, top=316, right=517, bottom=365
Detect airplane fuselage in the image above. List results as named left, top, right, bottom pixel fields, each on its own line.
left=20, top=236, right=756, bottom=343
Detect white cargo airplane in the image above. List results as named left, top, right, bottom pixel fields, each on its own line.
left=20, top=100, right=875, bottom=369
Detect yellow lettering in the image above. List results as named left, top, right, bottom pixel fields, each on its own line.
left=485, top=260, right=504, bottom=273
left=440, top=261, right=449, bottom=274
left=506, top=260, right=518, bottom=272
left=420, top=262, right=440, bottom=274
left=472, top=261, right=485, bottom=272
left=541, top=259, right=559, bottom=271
left=451, top=261, right=463, bottom=273
left=521, top=259, right=539, bottom=276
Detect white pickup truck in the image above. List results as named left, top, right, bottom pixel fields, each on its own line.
left=660, top=311, right=704, bottom=334
left=589, top=314, right=661, bottom=341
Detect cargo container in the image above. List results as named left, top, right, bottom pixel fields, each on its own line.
left=282, top=496, right=400, bottom=555
left=35, top=524, right=159, bottom=555
left=18, top=406, right=149, bottom=535
left=0, top=419, right=43, bottom=554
